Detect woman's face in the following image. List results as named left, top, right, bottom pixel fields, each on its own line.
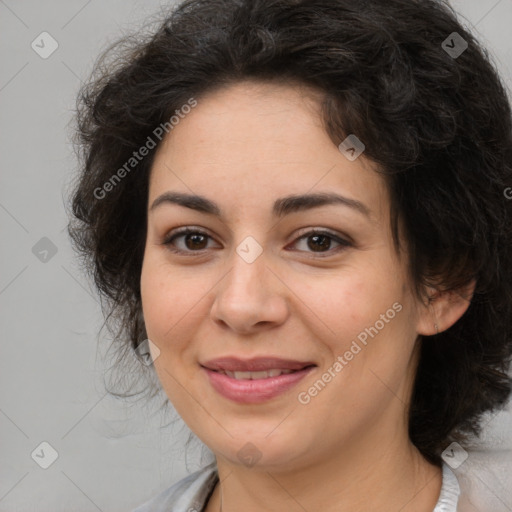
left=140, top=81, right=430, bottom=470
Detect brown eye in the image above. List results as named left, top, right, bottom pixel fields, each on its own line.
left=162, top=227, right=351, bottom=257
left=306, top=234, right=332, bottom=252
left=289, top=230, right=352, bottom=256
left=162, top=228, right=216, bottom=254
left=183, top=232, right=208, bottom=250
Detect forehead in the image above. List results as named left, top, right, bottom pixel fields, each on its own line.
left=148, top=80, right=389, bottom=222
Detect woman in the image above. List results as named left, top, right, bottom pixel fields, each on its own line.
left=68, top=0, right=512, bottom=510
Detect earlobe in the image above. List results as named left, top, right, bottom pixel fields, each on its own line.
left=416, top=280, right=475, bottom=336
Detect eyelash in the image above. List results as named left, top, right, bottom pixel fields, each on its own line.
left=161, top=227, right=352, bottom=258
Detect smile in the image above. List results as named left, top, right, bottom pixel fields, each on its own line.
left=200, top=357, right=317, bottom=404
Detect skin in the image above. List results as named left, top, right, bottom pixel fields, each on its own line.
left=140, top=80, right=472, bottom=512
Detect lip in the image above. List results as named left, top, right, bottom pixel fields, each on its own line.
left=200, top=357, right=316, bottom=404
left=201, top=357, right=316, bottom=372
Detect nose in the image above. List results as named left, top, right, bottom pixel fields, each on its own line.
left=209, top=247, right=290, bottom=335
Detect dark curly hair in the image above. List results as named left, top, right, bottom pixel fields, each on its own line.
left=67, top=0, right=512, bottom=465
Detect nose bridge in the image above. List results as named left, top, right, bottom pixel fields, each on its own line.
left=220, top=241, right=269, bottom=303
left=210, top=239, right=289, bottom=332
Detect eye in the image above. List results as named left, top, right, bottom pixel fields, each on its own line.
left=162, top=227, right=217, bottom=254
left=287, top=229, right=352, bottom=257
left=162, top=227, right=351, bottom=257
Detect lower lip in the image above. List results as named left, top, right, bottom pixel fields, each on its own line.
left=202, top=366, right=315, bottom=404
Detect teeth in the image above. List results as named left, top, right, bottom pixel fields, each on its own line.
left=224, top=369, right=295, bottom=380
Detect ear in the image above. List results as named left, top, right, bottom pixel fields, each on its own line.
left=416, top=280, right=476, bottom=336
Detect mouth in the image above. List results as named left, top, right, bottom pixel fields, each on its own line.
left=213, top=368, right=305, bottom=379
left=200, top=357, right=317, bottom=404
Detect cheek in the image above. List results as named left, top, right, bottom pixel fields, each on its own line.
left=140, top=258, right=203, bottom=405
left=140, top=255, right=186, bottom=345
left=140, top=253, right=212, bottom=358
left=294, top=263, right=407, bottom=352
left=140, top=260, right=168, bottom=337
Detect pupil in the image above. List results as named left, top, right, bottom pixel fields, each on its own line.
left=186, top=233, right=206, bottom=249
left=308, top=235, right=330, bottom=252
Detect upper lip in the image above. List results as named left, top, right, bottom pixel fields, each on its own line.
left=201, top=357, right=317, bottom=372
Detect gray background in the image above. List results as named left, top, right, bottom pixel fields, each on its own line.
left=1, top=1, right=511, bottom=511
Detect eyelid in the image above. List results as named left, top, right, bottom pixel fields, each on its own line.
left=161, top=226, right=352, bottom=256
left=292, top=226, right=353, bottom=245
left=161, top=226, right=220, bottom=250
left=287, top=228, right=352, bottom=257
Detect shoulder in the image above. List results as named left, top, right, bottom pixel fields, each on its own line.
left=132, top=463, right=218, bottom=512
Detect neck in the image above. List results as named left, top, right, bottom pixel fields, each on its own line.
left=207, top=430, right=442, bottom=512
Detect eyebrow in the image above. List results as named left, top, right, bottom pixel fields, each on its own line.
left=149, top=191, right=370, bottom=218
